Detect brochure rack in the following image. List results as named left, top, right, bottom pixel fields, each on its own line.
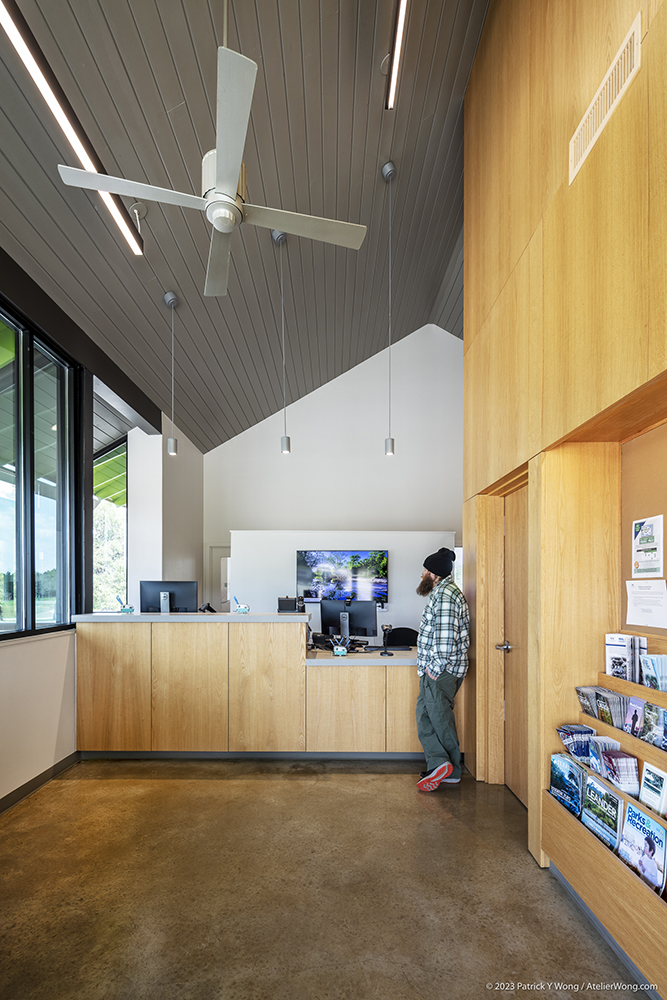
left=545, top=663, right=667, bottom=991
left=543, top=791, right=667, bottom=989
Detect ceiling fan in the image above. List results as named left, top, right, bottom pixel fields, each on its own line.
left=58, top=45, right=367, bottom=296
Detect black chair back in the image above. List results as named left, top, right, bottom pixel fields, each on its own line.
left=386, top=627, right=418, bottom=647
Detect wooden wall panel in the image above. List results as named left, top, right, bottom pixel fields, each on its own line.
left=307, top=665, right=385, bottom=752
left=541, top=67, right=649, bottom=446
left=649, top=0, right=667, bottom=27
left=529, top=0, right=650, bottom=225
left=228, top=622, right=306, bottom=751
left=464, top=0, right=532, bottom=347
left=462, top=494, right=504, bottom=782
left=152, top=623, right=228, bottom=751
left=461, top=498, right=479, bottom=770
left=529, top=444, right=621, bottom=863
left=647, top=3, right=667, bottom=380
left=76, top=623, right=152, bottom=751
left=463, top=227, right=543, bottom=502
left=386, top=666, right=422, bottom=753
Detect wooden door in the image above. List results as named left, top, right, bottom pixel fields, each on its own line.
left=504, top=486, right=529, bottom=805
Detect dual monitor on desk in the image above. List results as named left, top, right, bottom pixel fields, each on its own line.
left=138, top=584, right=381, bottom=641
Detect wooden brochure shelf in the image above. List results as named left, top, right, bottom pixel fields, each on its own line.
left=597, top=672, right=667, bottom=711
left=542, top=790, right=667, bottom=989
left=578, top=713, right=667, bottom=777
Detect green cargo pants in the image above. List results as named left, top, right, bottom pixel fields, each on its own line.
left=416, top=670, right=464, bottom=778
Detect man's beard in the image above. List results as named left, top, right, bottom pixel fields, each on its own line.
left=416, top=576, right=436, bottom=596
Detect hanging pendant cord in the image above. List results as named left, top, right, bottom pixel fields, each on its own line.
left=222, top=0, right=228, bottom=47
left=171, top=304, right=175, bottom=437
left=281, top=241, right=287, bottom=438
left=388, top=174, right=392, bottom=440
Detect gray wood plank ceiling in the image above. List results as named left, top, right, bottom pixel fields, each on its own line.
left=0, top=0, right=487, bottom=454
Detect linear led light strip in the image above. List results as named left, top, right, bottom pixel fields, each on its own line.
left=0, top=0, right=142, bottom=255
left=386, top=0, right=409, bottom=110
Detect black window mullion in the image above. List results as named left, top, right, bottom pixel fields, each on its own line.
left=73, top=368, right=93, bottom=615
left=19, top=329, right=35, bottom=631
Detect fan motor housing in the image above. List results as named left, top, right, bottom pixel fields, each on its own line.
left=202, top=150, right=247, bottom=202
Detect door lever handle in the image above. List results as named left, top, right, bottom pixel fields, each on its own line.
left=495, top=640, right=512, bottom=652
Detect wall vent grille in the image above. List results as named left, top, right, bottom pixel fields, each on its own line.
left=569, top=12, right=641, bottom=184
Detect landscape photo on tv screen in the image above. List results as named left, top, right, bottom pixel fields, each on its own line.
left=296, top=550, right=388, bottom=603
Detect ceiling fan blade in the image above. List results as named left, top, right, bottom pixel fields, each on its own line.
left=58, top=165, right=207, bottom=212
left=215, top=47, right=257, bottom=196
left=243, top=204, right=366, bottom=250
left=204, top=228, right=233, bottom=296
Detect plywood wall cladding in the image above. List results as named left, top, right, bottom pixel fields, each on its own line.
left=464, top=0, right=532, bottom=348
left=647, top=2, right=667, bottom=379
left=529, top=0, right=653, bottom=222
left=529, top=444, right=621, bottom=861
left=541, top=67, right=649, bottom=446
left=464, top=0, right=661, bottom=490
left=463, top=227, right=543, bottom=502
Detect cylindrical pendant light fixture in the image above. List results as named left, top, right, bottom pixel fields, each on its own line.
left=382, top=162, right=397, bottom=456
left=273, top=229, right=290, bottom=454
left=163, top=290, right=179, bottom=456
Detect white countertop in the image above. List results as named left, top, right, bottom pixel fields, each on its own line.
left=306, top=647, right=417, bottom=666
left=72, top=613, right=311, bottom=624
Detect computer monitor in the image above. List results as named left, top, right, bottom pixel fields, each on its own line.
left=139, top=581, right=198, bottom=613
left=320, top=599, right=378, bottom=638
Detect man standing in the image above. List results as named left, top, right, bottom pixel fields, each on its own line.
left=415, top=547, right=470, bottom=792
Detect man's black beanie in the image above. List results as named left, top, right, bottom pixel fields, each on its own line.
left=423, top=547, right=455, bottom=579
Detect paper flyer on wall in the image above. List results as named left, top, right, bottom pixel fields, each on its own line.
left=626, top=580, right=667, bottom=629
left=632, top=515, right=663, bottom=578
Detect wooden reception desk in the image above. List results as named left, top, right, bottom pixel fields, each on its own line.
left=73, top=614, right=421, bottom=755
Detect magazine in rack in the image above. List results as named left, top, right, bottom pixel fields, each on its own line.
left=618, top=802, right=667, bottom=894
left=580, top=774, right=623, bottom=851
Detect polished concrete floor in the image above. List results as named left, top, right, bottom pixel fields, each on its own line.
left=0, top=760, right=638, bottom=1000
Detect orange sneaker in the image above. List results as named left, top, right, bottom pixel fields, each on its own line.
left=416, top=761, right=453, bottom=791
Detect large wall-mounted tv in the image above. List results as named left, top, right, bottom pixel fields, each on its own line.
left=296, top=550, right=388, bottom=604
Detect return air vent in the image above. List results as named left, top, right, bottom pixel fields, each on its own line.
left=569, top=12, right=641, bottom=184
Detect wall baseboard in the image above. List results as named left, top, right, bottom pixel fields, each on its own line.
left=550, top=864, right=662, bottom=999
left=81, top=751, right=427, bottom=761
left=0, top=752, right=81, bottom=815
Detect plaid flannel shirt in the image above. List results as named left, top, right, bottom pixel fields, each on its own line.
left=417, top=576, right=470, bottom=680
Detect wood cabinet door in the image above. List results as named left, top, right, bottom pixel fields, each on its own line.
left=152, top=622, right=229, bottom=751
left=77, top=623, right=152, bottom=750
left=229, top=622, right=306, bottom=751
left=386, top=665, right=422, bottom=752
left=307, top=664, right=385, bottom=752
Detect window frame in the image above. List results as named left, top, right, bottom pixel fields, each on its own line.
left=0, top=304, right=82, bottom=641
left=92, top=436, right=128, bottom=611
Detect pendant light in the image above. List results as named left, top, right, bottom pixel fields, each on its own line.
left=382, top=161, right=397, bottom=456
left=163, top=290, right=179, bottom=455
left=272, top=229, right=290, bottom=453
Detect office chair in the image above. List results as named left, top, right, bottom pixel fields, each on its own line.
left=386, top=627, right=418, bottom=647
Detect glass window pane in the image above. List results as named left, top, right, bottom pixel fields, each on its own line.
left=93, top=442, right=127, bottom=611
left=33, top=345, right=69, bottom=627
left=0, top=320, right=18, bottom=632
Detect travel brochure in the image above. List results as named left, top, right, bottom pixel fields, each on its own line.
left=639, top=654, right=667, bottom=692
left=551, top=629, right=667, bottom=900
left=618, top=803, right=667, bottom=894
left=581, top=775, right=623, bottom=851
left=639, top=762, right=667, bottom=817
left=605, top=633, right=646, bottom=684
